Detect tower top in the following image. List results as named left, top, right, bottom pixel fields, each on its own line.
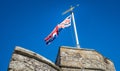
left=56, top=46, right=116, bottom=71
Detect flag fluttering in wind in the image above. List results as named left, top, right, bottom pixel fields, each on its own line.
left=44, top=15, right=71, bottom=45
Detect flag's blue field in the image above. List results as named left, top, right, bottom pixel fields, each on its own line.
left=0, top=0, right=120, bottom=71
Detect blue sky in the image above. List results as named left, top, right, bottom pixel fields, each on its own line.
left=0, top=0, right=120, bottom=71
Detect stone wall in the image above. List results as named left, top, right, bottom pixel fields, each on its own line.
left=8, top=46, right=115, bottom=71
left=56, top=46, right=116, bottom=71
left=8, top=46, right=61, bottom=71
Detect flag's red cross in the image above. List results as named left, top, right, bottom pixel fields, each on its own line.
left=64, top=19, right=70, bottom=24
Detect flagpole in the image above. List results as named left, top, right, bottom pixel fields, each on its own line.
left=71, top=11, right=80, bottom=48
left=62, top=5, right=80, bottom=48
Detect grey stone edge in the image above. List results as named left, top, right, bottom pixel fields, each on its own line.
left=11, top=46, right=62, bottom=71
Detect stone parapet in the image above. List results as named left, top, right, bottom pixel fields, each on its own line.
left=56, top=46, right=115, bottom=71
left=8, top=46, right=115, bottom=71
left=8, top=46, right=61, bottom=71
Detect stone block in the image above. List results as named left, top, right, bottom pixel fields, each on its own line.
left=56, top=46, right=115, bottom=71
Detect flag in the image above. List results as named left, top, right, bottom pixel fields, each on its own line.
left=44, top=25, right=59, bottom=45
left=44, top=15, right=71, bottom=45
left=58, top=15, right=71, bottom=29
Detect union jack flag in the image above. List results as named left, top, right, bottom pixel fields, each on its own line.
left=58, top=15, right=71, bottom=29
left=44, top=15, right=71, bottom=45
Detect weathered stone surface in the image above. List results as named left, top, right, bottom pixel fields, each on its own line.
left=8, top=46, right=115, bottom=71
left=61, top=68, right=103, bottom=71
left=56, top=46, right=116, bottom=71
left=8, top=46, right=61, bottom=71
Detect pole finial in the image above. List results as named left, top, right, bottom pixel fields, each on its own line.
left=62, top=4, right=80, bottom=15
